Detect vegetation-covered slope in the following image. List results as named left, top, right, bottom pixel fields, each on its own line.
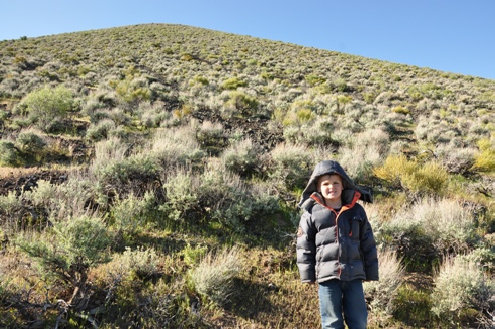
left=0, top=24, right=493, bottom=328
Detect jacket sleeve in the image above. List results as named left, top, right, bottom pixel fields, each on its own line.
left=296, top=210, right=317, bottom=282
left=359, top=210, right=379, bottom=281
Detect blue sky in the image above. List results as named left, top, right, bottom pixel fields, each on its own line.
left=2, top=0, right=494, bottom=80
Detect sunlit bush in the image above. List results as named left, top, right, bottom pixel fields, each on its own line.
left=161, top=171, right=201, bottom=222
left=17, top=86, right=74, bottom=132
left=17, top=215, right=111, bottom=282
left=364, top=249, right=405, bottom=314
left=118, top=246, right=161, bottom=279
left=189, top=246, right=242, bottom=306
left=377, top=197, right=478, bottom=272
left=86, top=119, right=116, bottom=142
left=269, top=143, right=313, bottom=190
left=223, top=91, right=259, bottom=117
left=221, top=137, right=258, bottom=177
left=473, top=137, right=495, bottom=172
left=15, top=129, right=46, bottom=154
left=339, top=128, right=389, bottom=182
left=374, top=155, right=448, bottom=195
left=110, top=191, right=155, bottom=242
left=150, top=124, right=206, bottom=171
left=221, top=77, right=247, bottom=90
left=431, top=257, right=494, bottom=326
left=195, top=121, right=227, bottom=156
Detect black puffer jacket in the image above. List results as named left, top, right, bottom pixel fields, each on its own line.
left=296, top=160, right=379, bottom=283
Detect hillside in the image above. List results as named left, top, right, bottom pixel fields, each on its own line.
left=0, top=24, right=494, bottom=328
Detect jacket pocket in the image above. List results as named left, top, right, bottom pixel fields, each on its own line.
left=349, top=216, right=362, bottom=240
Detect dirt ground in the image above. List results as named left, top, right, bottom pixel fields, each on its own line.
left=0, top=169, right=69, bottom=196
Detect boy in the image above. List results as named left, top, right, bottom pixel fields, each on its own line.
left=296, top=160, right=378, bottom=329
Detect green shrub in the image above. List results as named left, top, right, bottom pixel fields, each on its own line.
left=117, top=246, right=160, bottom=278
left=0, top=140, right=23, bottom=167
left=374, top=155, right=448, bottom=195
left=221, top=137, right=258, bottom=177
left=181, top=242, right=208, bottom=267
left=392, top=285, right=434, bottom=327
left=150, top=124, right=206, bottom=171
left=18, top=86, right=73, bottom=132
left=224, top=91, right=259, bottom=117
left=269, top=143, right=313, bottom=190
left=391, top=105, right=410, bottom=115
left=295, top=108, right=314, bottom=123
left=373, top=154, right=418, bottom=187
left=195, top=121, right=228, bottom=156
left=189, top=75, right=209, bottom=87
left=161, top=171, right=201, bottom=222
left=364, top=249, right=405, bottom=314
left=473, top=137, right=495, bottom=172
left=189, top=246, right=242, bottom=306
left=305, top=74, right=326, bottom=87
left=431, top=257, right=494, bottom=326
left=109, top=76, right=151, bottom=105
left=17, top=215, right=111, bottom=282
left=86, top=119, right=116, bottom=142
left=221, top=77, right=247, bottom=90
left=404, top=161, right=449, bottom=195
left=110, top=191, right=155, bottom=241
left=15, top=130, right=46, bottom=154
left=377, top=198, right=478, bottom=272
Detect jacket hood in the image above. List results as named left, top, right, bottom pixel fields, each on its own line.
left=298, top=160, right=372, bottom=209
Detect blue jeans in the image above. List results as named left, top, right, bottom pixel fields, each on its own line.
left=318, top=279, right=368, bottom=329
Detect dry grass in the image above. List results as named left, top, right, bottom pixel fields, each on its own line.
left=364, top=249, right=406, bottom=314
left=0, top=167, right=41, bottom=179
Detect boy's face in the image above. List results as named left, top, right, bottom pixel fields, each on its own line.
left=317, top=174, right=343, bottom=203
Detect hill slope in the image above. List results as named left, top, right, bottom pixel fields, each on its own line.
left=0, top=24, right=494, bottom=328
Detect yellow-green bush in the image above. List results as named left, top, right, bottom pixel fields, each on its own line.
left=391, top=105, right=410, bottom=115
left=224, top=91, right=259, bottom=117
left=473, top=137, right=495, bottom=172
left=17, top=86, right=74, bottom=132
left=402, top=161, right=449, bottom=195
left=221, top=77, right=247, bottom=90
left=109, top=76, right=151, bottom=105
left=374, top=155, right=448, bottom=195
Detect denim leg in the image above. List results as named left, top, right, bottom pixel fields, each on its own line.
left=342, top=280, right=368, bottom=329
left=318, top=280, right=344, bottom=329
